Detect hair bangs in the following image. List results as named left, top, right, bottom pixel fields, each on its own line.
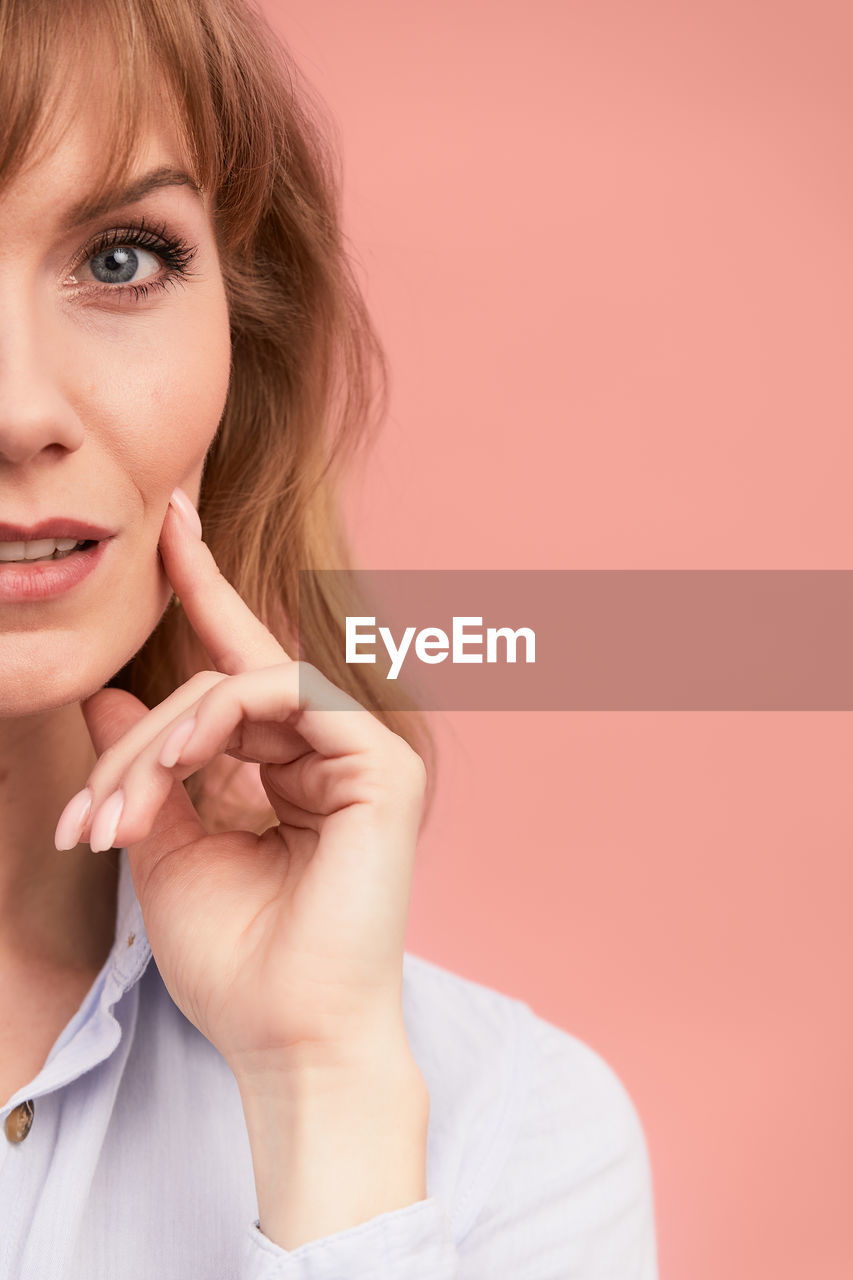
left=0, top=0, right=223, bottom=224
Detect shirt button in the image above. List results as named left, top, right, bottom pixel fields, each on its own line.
left=5, top=1100, right=35, bottom=1143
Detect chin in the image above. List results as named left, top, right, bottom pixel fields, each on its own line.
left=0, top=656, right=106, bottom=718
left=0, top=597, right=171, bottom=719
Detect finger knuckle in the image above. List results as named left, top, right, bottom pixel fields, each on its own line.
left=292, top=660, right=329, bottom=700
left=91, top=742, right=121, bottom=781
left=188, top=669, right=224, bottom=694
left=396, top=741, right=428, bottom=792
left=361, top=738, right=427, bottom=800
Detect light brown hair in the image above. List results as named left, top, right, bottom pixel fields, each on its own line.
left=0, top=0, right=435, bottom=829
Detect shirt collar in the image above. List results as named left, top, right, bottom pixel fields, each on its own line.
left=1, top=848, right=153, bottom=1116
left=108, top=846, right=152, bottom=993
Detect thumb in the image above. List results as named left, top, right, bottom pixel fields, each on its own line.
left=79, top=687, right=205, bottom=871
left=80, top=686, right=150, bottom=755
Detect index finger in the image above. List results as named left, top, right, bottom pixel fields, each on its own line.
left=159, top=489, right=291, bottom=675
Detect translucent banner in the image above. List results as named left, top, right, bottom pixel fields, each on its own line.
left=296, top=570, right=853, bottom=710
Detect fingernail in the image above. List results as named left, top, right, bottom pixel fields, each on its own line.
left=158, top=716, right=197, bottom=769
left=168, top=487, right=202, bottom=539
left=55, top=788, right=93, bottom=851
left=89, top=790, right=125, bottom=853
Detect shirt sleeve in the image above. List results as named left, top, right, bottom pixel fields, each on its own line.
left=240, top=1196, right=458, bottom=1278
left=452, top=1009, right=659, bottom=1278
left=238, top=1009, right=658, bottom=1279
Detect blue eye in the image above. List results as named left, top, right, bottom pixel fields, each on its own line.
left=86, top=244, right=161, bottom=285
left=70, top=219, right=198, bottom=300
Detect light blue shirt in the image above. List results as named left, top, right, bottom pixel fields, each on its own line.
left=0, top=848, right=658, bottom=1278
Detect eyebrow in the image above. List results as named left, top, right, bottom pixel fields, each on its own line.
left=67, top=166, right=202, bottom=227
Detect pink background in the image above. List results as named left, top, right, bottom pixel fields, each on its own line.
left=262, top=3, right=853, bottom=1277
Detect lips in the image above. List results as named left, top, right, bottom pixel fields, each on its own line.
left=0, top=519, right=116, bottom=541
left=0, top=535, right=111, bottom=602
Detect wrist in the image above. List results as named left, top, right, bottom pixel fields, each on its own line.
left=227, top=1002, right=426, bottom=1086
left=229, top=1018, right=427, bottom=1090
left=236, top=1051, right=430, bottom=1252
left=235, top=1042, right=430, bottom=1123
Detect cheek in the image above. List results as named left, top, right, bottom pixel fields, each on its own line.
left=108, top=294, right=232, bottom=503
left=0, top=278, right=233, bottom=716
left=68, top=288, right=231, bottom=693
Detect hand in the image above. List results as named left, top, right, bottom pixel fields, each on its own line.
left=55, top=489, right=428, bottom=1084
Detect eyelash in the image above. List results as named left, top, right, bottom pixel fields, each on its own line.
left=75, top=217, right=199, bottom=302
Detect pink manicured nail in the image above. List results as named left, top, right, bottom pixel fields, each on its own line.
left=55, top=788, right=93, bottom=851
left=159, top=717, right=198, bottom=769
left=168, top=487, right=202, bottom=538
left=89, top=790, right=125, bottom=853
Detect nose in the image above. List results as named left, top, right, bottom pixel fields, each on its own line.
left=0, top=293, right=85, bottom=465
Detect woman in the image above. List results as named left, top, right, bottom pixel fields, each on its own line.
left=0, top=0, right=658, bottom=1275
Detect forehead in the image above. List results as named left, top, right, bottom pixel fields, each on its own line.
left=0, top=13, right=197, bottom=220
left=1, top=111, right=203, bottom=258
left=0, top=121, right=195, bottom=249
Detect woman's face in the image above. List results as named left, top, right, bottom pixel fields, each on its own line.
left=0, top=91, right=231, bottom=717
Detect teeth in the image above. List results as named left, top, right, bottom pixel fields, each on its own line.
left=0, top=537, right=85, bottom=563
